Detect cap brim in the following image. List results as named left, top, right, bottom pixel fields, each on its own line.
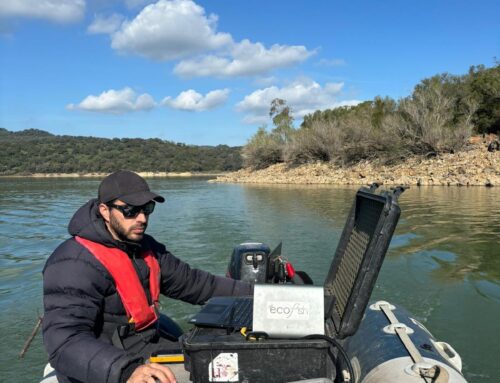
left=120, top=191, right=165, bottom=206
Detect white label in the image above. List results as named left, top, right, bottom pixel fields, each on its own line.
left=208, top=353, right=239, bottom=382
left=266, top=301, right=310, bottom=320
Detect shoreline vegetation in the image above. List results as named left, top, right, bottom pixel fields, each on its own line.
left=0, top=128, right=242, bottom=175
left=215, top=64, right=499, bottom=187
left=212, top=140, right=499, bottom=187
left=4, top=140, right=497, bottom=187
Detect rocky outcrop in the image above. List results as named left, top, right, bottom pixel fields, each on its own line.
left=212, top=145, right=499, bottom=187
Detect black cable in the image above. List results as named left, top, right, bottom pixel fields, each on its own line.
left=302, top=334, right=356, bottom=383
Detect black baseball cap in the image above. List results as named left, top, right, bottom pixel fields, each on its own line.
left=98, top=170, right=165, bottom=206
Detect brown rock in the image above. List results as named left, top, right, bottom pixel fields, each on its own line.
left=213, top=146, right=499, bottom=187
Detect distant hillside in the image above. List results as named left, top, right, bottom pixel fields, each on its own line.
left=0, top=128, right=242, bottom=175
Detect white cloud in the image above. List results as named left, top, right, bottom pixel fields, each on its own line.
left=110, top=0, right=232, bottom=60
left=162, top=88, right=230, bottom=111
left=174, top=39, right=314, bottom=77
left=0, top=0, right=85, bottom=24
left=67, top=87, right=156, bottom=114
left=98, top=0, right=314, bottom=77
left=87, top=13, right=124, bottom=34
left=236, top=78, right=361, bottom=124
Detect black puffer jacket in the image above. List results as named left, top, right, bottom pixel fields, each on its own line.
left=42, top=199, right=252, bottom=383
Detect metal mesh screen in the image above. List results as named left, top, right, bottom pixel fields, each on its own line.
left=331, top=197, right=384, bottom=325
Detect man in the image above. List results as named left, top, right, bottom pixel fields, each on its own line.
left=43, top=170, right=252, bottom=383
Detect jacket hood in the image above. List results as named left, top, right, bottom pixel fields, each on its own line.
left=68, top=198, right=116, bottom=247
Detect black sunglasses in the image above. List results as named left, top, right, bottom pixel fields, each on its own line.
left=107, top=201, right=156, bottom=218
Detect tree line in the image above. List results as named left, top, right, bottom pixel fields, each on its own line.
left=0, top=129, right=242, bottom=175
left=243, top=63, right=499, bottom=169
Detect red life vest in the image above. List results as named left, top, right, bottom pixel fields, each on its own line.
left=75, top=236, right=160, bottom=331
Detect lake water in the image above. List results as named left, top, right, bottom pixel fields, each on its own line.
left=0, top=178, right=498, bottom=382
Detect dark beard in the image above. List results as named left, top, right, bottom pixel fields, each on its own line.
left=109, top=213, right=147, bottom=242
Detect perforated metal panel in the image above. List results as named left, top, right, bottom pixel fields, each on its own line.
left=324, top=187, right=402, bottom=339
left=331, top=197, right=383, bottom=327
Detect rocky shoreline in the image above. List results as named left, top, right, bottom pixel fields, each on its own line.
left=1, top=171, right=222, bottom=178
left=212, top=145, right=499, bottom=187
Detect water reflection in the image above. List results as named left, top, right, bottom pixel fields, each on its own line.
left=395, top=187, right=500, bottom=283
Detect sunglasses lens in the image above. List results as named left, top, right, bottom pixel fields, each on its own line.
left=109, top=202, right=155, bottom=217
left=123, top=206, right=138, bottom=218
left=143, top=201, right=155, bottom=215
left=127, top=202, right=155, bottom=217
left=142, top=202, right=155, bottom=215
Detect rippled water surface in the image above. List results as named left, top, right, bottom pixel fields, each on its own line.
left=0, top=178, right=498, bottom=382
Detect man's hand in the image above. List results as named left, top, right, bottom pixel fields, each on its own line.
left=126, top=363, right=177, bottom=383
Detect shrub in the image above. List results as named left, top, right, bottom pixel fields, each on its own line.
left=285, top=119, right=342, bottom=164
left=398, top=76, right=476, bottom=154
left=241, top=127, right=284, bottom=169
left=286, top=100, right=405, bottom=165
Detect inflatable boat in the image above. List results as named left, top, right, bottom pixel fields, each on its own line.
left=41, top=184, right=468, bottom=383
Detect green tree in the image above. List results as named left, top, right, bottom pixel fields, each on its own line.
left=269, top=98, right=294, bottom=144
left=0, top=129, right=243, bottom=175
left=371, top=96, right=397, bottom=129
left=242, top=99, right=297, bottom=169
left=467, top=63, right=500, bottom=134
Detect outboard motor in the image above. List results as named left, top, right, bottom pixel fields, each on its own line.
left=226, top=242, right=270, bottom=283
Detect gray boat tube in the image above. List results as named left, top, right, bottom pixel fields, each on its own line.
left=340, top=301, right=467, bottom=383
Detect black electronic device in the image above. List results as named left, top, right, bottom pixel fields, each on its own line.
left=225, top=242, right=271, bottom=283
left=188, top=296, right=253, bottom=329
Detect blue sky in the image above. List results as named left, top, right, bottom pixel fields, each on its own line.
left=0, top=0, right=498, bottom=146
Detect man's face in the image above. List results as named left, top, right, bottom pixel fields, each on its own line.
left=100, top=200, right=150, bottom=242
